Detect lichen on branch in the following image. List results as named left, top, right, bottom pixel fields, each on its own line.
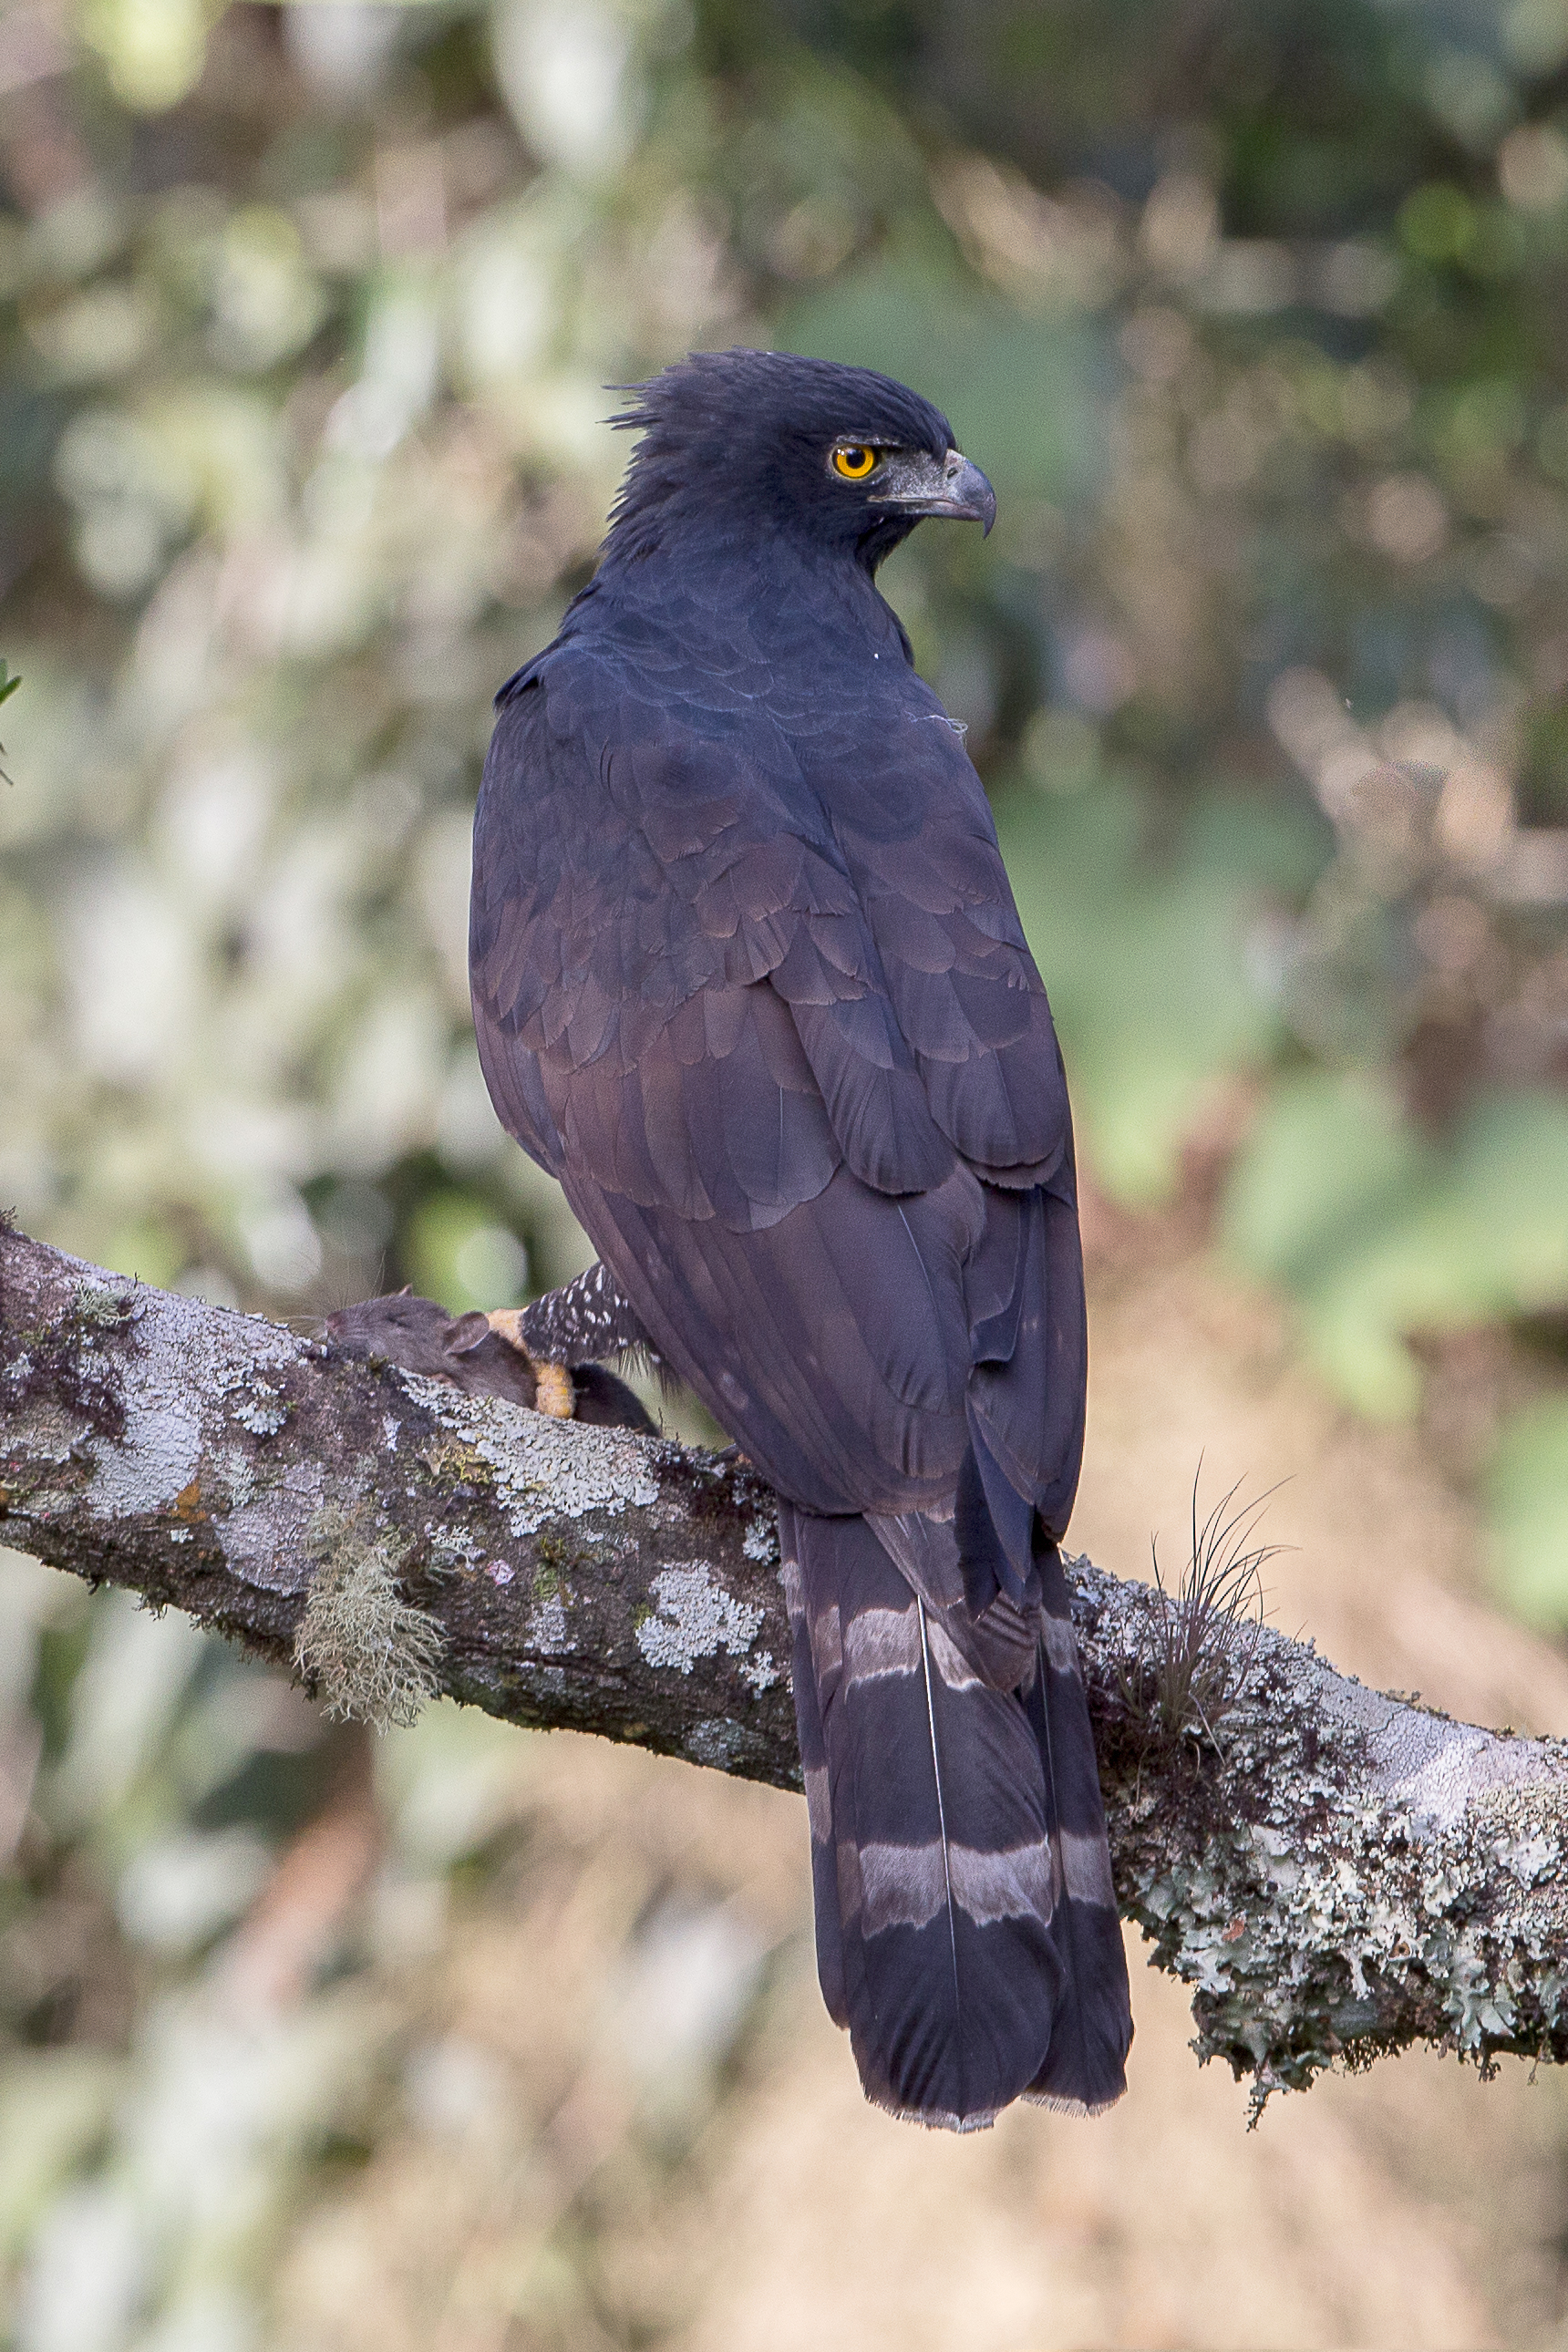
left=5, top=1215, right=1568, bottom=2109
left=294, top=1504, right=444, bottom=1731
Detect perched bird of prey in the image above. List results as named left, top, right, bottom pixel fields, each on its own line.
left=469, top=349, right=1132, bottom=2128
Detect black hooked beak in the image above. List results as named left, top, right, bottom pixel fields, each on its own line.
left=869, top=446, right=996, bottom=535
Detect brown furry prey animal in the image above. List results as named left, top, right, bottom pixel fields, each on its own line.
left=469, top=349, right=1132, bottom=2128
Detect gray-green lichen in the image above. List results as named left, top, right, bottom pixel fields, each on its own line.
left=1074, top=1553, right=1568, bottom=2111
left=10, top=1225, right=1568, bottom=2112
left=742, top=1511, right=779, bottom=1566
left=634, top=1561, right=781, bottom=1692
left=294, top=1505, right=444, bottom=1732
left=420, top=1377, right=661, bottom=1533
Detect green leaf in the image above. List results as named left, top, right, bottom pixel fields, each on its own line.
left=1222, top=1071, right=1432, bottom=1295
left=1486, top=1401, right=1568, bottom=1632
left=407, top=1191, right=527, bottom=1315
left=1225, top=1079, right=1568, bottom=1417
left=0, top=664, right=20, bottom=708
left=996, top=778, right=1321, bottom=1203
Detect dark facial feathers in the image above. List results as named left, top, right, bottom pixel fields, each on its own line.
left=600, top=346, right=959, bottom=569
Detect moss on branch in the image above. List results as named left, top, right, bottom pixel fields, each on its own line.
left=5, top=1219, right=1568, bottom=2108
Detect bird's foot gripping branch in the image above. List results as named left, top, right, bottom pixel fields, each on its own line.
left=5, top=1216, right=1568, bottom=2110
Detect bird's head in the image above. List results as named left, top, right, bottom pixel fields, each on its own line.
left=601, top=348, right=995, bottom=573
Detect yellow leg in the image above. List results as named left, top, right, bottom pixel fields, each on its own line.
left=485, top=1312, right=576, bottom=1419
left=533, top=1362, right=575, bottom=1419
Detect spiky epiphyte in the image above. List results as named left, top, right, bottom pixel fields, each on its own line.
left=1119, top=1472, right=1281, bottom=1759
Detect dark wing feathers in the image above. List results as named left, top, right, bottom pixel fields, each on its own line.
left=789, top=998, right=955, bottom=1197
left=969, top=1172, right=1088, bottom=1548
left=471, top=653, right=1065, bottom=1247
left=565, top=1163, right=980, bottom=1513
left=472, top=632, right=1130, bottom=2126
left=849, top=798, right=1070, bottom=1183
left=474, top=1010, right=562, bottom=1174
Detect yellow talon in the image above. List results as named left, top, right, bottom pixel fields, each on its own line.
left=484, top=1312, right=576, bottom=1419
left=534, top=1362, right=575, bottom=1418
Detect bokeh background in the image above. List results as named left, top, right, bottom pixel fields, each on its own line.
left=4, top=0, right=1568, bottom=2344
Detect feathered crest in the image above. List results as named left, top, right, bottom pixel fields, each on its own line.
left=598, top=347, right=954, bottom=560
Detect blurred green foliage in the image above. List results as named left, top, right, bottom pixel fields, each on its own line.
left=4, top=0, right=1568, bottom=2332
left=999, top=774, right=1325, bottom=1197
left=1226, top=1072, right=1568, bottom=1411
left=1489, top=1395, right=1568, bottom=1625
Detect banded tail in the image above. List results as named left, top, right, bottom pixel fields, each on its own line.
left=781, top=1500, right=1131, bottom=2130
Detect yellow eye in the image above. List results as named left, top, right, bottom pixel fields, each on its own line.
left=832, top=444, right=878, bottom=480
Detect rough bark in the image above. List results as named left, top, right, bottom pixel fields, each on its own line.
left=4, top=1218, right=1568, bottom=2107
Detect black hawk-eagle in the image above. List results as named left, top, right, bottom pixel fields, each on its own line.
left=469, top=348, right=1133, bottom=2128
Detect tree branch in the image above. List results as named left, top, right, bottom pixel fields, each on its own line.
left=5, top=1218, right=1568, bottom=2107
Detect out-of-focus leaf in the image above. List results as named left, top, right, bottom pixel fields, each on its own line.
left=1486, top=1400, right=1568, bottom=1630
left=48, top=1591, right=208, bottom=1835
left=0, top=662, right=18, bottom=785
left=406, top=1189, right=527, bottom=1315
left=78, top=0, right=212, bottom=112
left=379, top=1700, right=525, bottom=1868
left=606, top=1893, right=767, bottom=2134
left=0, top=1549, right=73, bottom=1715
left=0, top=2055, right=123, bottom=2264
left=1223, top=1069, right=1431, bottom=1295
left=1226, top=1080, right=1568, bottom=1415
left=491, top=0, right=646, bottom=181
left=116, top=1827, right=273, bottom=1955
left=14, top=2174, right=149, bottom=2352
left=997, top=778, right=1324, bottom=1201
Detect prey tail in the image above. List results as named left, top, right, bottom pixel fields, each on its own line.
left=780, top=1502, right=1066, bottom=2131
left=1021, top=1535, right=1132, bottom=2116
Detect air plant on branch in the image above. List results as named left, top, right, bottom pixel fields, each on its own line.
left=1118, top=1469, right=1284, bottom=1765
